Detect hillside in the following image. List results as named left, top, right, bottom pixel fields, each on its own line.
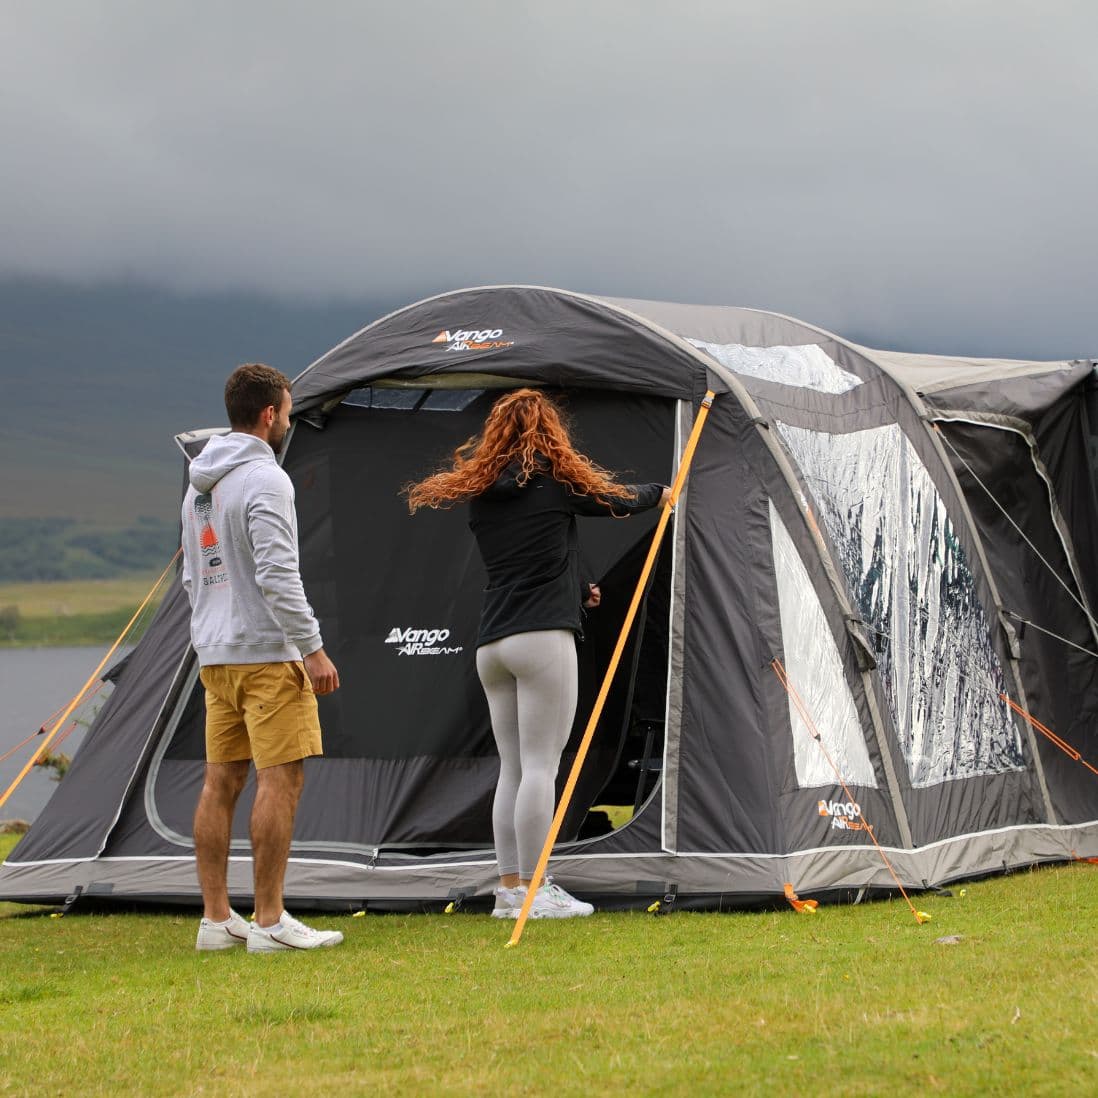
left=0, top=279, right=402, bottom=522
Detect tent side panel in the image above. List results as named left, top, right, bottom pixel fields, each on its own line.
left=672, top=400, right=786, bottom=853
left=2, top=580, right=193, bottom=866
left=1032, top=384, right=1098, bottom=615
left=943, top=421, right=1098, bottom=826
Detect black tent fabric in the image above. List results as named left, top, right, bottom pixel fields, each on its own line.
left=3, top=286, right=1096, bottom=910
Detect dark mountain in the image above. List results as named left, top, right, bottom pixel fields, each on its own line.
left=0, top=280, right=404, bottom=522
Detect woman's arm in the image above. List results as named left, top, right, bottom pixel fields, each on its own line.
left=569, top=483, right=668, bottom=517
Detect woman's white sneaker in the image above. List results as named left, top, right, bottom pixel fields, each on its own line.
left=195, top=908, right=250, bottom=951
left=528, top=878, right=594, bottom=919
left=247, top=910, right=344, bottom=952
left=491, top=885, right=526, bottom=918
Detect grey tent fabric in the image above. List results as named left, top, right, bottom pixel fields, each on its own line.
left=3, top=286, right=1096, bottom=911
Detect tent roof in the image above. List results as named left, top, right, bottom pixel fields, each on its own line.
left=291, top=285, right=1094, bottom=417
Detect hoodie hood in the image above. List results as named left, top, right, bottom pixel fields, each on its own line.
left=188, top=432, right=275, bottom=494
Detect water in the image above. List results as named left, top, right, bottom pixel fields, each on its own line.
left=0, top=647, right=121, bottom=823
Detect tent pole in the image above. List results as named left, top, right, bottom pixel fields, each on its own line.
left=507, top=391, right=716, bottom=948
left=0, top=550, right=180, bottom=814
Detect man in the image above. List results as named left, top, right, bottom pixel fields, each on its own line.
left=181, top=363, right=343, bottom=953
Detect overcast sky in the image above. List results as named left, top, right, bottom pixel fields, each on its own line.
left=2, top=1, right=1096, bottom=356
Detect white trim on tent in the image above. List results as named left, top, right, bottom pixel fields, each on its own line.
left=7, top=817, right=1098, bottom=871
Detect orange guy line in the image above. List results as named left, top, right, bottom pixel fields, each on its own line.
left=772, top=658, right=927, bottom=925
left=0, top=548, right=180, bottom=813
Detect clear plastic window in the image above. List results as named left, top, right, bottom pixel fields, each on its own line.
left=776, top=422, right=1024, bottom=787
left=688, top=341, right=863, bottom=394
left=770, top=501, right=877, bottom=789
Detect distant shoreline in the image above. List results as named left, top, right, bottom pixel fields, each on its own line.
left=0, top=572, right=165, bottom=649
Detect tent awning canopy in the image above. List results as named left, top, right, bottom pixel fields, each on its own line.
left=291, top=286, right=1093, bottom=423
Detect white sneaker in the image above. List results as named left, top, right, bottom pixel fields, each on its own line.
left=528, top=877, right=594, bottom=919
left=491, top=885, right=526, bottom=918
left=247, top=910, right=344, bottom=953
left=195, top=909, right=250, bottom=951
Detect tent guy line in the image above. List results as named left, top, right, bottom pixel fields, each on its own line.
left=934, top=424, right=1098, bottom=636
left=772, top=657, right=926, bottom=925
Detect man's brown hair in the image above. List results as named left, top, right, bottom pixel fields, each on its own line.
left=224, top=363, right=292, bottom=429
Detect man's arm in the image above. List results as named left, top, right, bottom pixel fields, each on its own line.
left=303, top=648, right=339, bottom=695
left=180, top=501, right=195, bottom=608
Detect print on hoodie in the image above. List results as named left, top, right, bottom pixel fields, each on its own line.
left=194, top=493, right=228, bottom=588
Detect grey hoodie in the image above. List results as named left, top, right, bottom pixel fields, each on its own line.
left=181, top=432, right=322, bottom=666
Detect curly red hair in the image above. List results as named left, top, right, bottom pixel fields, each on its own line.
left=404, top=389, right=636, bottom=512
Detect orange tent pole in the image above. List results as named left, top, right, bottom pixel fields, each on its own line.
left=507, top=392, right=716, bottom=947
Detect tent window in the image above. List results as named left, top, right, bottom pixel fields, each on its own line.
left=421, top=389, right=486, bottom=412
left=770, top=501, right=876, bottom=789
left=342, top=387, right=426, bottom=410
left=340, top=387, right=487, bottom=413
left=776, top=421, right=1025, bottom=788
left=688, top=340, right=863, bottom=394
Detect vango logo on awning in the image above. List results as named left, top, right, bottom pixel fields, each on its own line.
left=430, top=327, right=514, bottom=352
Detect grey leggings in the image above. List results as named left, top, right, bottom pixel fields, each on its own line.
left=476, top=629, right=578, bottom=878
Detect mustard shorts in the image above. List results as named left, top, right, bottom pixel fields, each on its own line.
left=200, top=661, right=323, bottom=770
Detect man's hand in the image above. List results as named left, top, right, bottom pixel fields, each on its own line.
left=303, top=648, right=340, bottom=695
left=660, top=486, right=673, bottom=508
left=584, top=583, right=601, bottom=609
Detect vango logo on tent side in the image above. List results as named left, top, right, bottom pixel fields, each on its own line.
left=817, top=799, right=867, bottom=831
left=430, top=326, right=514, bottom=352
left=384, top=626, right=464, bottom=657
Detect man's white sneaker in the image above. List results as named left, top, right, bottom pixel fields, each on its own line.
left=247, top=910, right=344, bottom=953
left=528, top=877, right=594, bottom=919
left=491, top=885, right=526, bottom=918
left=195, top=909, right=250, bottom=951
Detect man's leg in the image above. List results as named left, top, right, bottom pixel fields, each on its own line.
left=193, top=760, right=250, bottom=922
left=251, top=759, right=305, bottom=927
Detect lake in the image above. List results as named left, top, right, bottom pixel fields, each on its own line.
left=0, top=647, right=121, bottom=823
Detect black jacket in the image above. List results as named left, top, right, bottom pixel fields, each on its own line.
left=468, top=461, right=664, bottom=647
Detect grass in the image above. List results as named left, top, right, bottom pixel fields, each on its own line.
left=0, top=574, right=162, bottom=617
left=0, top=572, right=164, bottom=647
left=1, top=829, right=1096, bottom=1096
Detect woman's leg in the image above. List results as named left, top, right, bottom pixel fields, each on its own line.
left=507, top=630, right=578, bottom=881
left=476, top=640, right=521, bottom=885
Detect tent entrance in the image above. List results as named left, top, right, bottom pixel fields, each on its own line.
left=146, top=386, right=677, bottom=858
left=564, top=521, right=674, bottom=841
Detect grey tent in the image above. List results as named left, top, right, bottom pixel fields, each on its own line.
left=3, top=286, right=1097, bottom=911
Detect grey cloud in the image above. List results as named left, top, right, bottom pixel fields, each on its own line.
left=1, top=1, right=1097, bottom=355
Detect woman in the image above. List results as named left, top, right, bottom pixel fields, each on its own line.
left=405, top=389, right=668, bottom=919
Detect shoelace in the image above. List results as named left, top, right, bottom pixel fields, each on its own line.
left=539, top=879, right=574, bottom=906
left=280, top=914, right=321, bottom=938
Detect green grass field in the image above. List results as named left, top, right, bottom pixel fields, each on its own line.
left=1, top=830, right=1096, bottom=1095
left=0, top=572, right=165, bottom=647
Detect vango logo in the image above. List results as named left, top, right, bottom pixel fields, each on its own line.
left=817, top=799, right=867, bottom=831
left=385, top=626, right=464, bottom=657
left=430, top=327, right=514, bottom=353
left=386, top=627, right=450, bottom=646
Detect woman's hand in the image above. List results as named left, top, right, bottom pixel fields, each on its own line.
left=583, top=583, right=601, bottom=609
